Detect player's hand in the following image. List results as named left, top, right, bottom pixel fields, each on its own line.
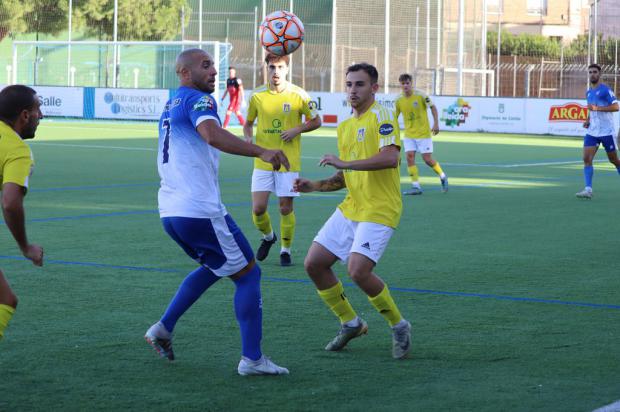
left=293, top=177, right=315, bottom=193
left=588, top=104, right=598, bottom=112
left=22, top=244, right=44, bottom=267
left=281, top=127, right=299, bottom=143
left=583, top=121, right=590, bottom=129
left=319, top=154, right=347, bottom=169
left=432, top=124, right=439, bottom=135
left=260, top=149, right=290, bottom=171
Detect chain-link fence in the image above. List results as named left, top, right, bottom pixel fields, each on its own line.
left=1, top=0, right=617, bottom=97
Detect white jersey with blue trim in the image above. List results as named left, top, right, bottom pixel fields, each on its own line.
left=587, top=83, right=618, bottom=137
left=157, top=86, right=227, bottom=218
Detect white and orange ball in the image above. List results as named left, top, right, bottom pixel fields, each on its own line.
left=259, top=10, right=304, bottom=56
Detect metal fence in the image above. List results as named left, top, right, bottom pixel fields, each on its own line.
left=1, top=0, right=617, bottom=98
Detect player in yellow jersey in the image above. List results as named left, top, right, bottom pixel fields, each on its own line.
left=394, top=73, right=448, bottom=195
left=294, top=63, right=411, bottom=359
left=0, top=85, right=45, bottom=341
left=243, top=53, right=321, bottom=266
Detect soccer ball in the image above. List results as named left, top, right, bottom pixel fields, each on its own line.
left=259, top=10, right=304, bottom=56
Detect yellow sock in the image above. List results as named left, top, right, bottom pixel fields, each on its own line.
left=368, top=285, right=403, bottom=327
left=317, top=281, right=357, bottom=324
left=431, top=162, right=444, bottom=176
left=0, top=304, right=15, bottom=340
left=252, top=211, right=273, bottom=236
left=407, top=165, right=419, bottom=184
left=280, top=211, right=296, bottom=249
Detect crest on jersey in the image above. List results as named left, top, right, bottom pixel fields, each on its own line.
left=283, top=103, right=291, bottom=113
left=193, top=96, right=214, bottom=112
left=413, top=101, right=419, bottom=108
left=356, top=128, right=366, bottom=142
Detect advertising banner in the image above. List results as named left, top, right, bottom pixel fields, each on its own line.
left=94, top=88, right=168, bottom=120
left=0, top=85, right=84, bottom=117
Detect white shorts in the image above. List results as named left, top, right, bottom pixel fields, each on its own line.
left=403, top=137, right=433, bottom=154
left=251, top=169, right=300, bottom=197
left=313, top=208, right=394, bottom=264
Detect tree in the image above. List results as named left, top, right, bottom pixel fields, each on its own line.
left=0, top=1, right=69, bottom=42
left=73, top=0, right=189, bottom=41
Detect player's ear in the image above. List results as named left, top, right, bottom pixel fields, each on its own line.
left=371, top=82, right=380, bottom=93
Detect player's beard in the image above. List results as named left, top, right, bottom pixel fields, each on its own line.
left=21, top=119, right=38, bottom=140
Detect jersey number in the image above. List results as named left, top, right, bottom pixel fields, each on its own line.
left=162, top=118, right=171, bottom=163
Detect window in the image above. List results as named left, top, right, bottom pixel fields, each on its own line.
left=527, top=0, right=547, bottom=16
left=487, top=0, right=503, bottom=14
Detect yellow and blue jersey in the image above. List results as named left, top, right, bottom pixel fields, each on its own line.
left=394, top=90, right=434, bottom=139
left=337, top=102, right=402, bottom=228
left=0, top=121, right=33, bottom=190
left=247, top=83, right=318, bottom=172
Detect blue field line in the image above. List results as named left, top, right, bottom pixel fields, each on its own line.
left=1, top=194, right=343, bottom=224
left=1, top=255, right=617, bottom=311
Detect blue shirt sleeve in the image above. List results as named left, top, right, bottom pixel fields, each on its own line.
left=603, top=85, right=617, bottom=105
left=185, top=92, right=220, bottom=128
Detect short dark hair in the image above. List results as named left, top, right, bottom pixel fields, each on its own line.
left=0, top=85, right=38, bottom=123
left=398, top=73, right=412, bottom=83
left=265, top=53, right=289, bottom=66
left=346, top=63, right=379, bottom=84
left=229, top=66, right=235, bottom=70
left=588, top=63, right=602, bottom=72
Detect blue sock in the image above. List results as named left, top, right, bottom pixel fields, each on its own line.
left=616, top=165, right=620, bottom=175
left=584, top=165, right=594, bottom=188
left=161, top=266, right=220, bottom=333
left=232, top=264, right=263, bottom=361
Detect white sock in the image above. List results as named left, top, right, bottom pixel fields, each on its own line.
left=412, top=182, right=421, bottom=189
left=344, top=317, right=360, bottom=327
left=263, top=231, right=274, bottom=241
left=153, top=321, right=172, bottom=338
left=280, top=247, right=291, bottom=254
left=440, top=172, right=446, bottom=179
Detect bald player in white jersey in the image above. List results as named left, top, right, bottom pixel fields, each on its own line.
left=144, top=48, right=290, bottom=376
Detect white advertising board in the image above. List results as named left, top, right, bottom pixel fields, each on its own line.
left=0, top=85, right=84, bottom=117
left=94, top=88, right=168, bottom=120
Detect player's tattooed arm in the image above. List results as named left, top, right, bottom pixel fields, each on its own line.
left=294, top=171, right=345, bottom=193
left=316, top=170, right=346, bottom=192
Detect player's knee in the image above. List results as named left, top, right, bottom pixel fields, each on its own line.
left=279, top=205, right=292, bottom=215
left=406, top=152, right=415, bottom=163
left=304, top=255, right=325, bottom=276
left=0, top=291, right=17, bottom=309
left=347, top=265, right=370, bottom=284
left=252, top=205, right=267, bottom=216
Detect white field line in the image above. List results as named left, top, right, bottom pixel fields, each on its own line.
left=592, top=399, right=620, bottom=412
left=31, top=142, right=156, bottom=151
left=28, top=143, right=605, bottom=169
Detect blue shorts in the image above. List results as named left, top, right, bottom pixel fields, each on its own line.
left=162, top=214, right=254, bottom=277
left=584, top=134, right=617, bottom=152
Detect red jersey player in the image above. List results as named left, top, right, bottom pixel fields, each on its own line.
left=221, top=66, right=246, bottom=128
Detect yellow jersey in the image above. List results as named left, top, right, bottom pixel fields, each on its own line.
left=247, top=83, right=318, bottom=172
left=0, top=121, right=33, bottom=189
left=337, top=101, right=402, bottom=228
left=394, top=90, right=434, bottom=138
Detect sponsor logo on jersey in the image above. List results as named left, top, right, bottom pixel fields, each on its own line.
left=193, top=96, right=214, bottom=112
left=548, top=103, right=587, bottom=122
left=379, top=123, right=394, bottom=136
left=272, top=118, right=282, bottom=128
left=356, top=128, right=366, bottom=142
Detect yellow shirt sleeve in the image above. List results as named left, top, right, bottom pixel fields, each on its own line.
left=377, top=112, right=401, bottom=149
left=394, top=98, right=401, bottom=120
left=247, top=95, right=258, bottom=123
left=3, top=146, right=32, bottom=188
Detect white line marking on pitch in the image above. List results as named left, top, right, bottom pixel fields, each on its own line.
left=32, top=142, right=156, bottom=151
left=592, top=399, right=620, bottom=412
